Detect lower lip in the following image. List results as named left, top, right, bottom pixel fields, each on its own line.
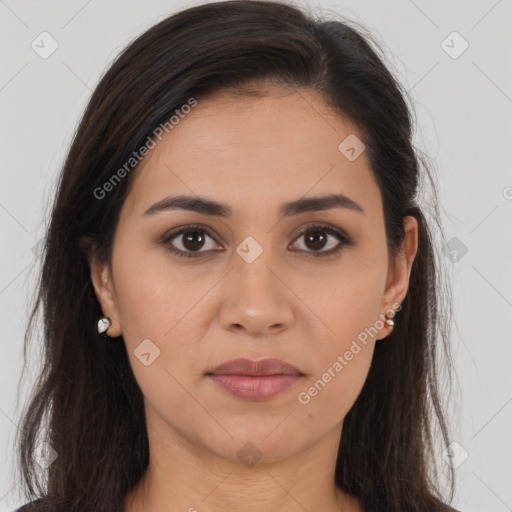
left=208, top=374, right=303, bottom=400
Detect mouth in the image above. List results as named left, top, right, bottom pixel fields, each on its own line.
left=205, top=358, right=305, bottom=401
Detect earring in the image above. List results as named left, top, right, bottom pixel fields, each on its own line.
left=384, top=302, right=401, bottom=330
left=97, top=316, right=111, bottom=336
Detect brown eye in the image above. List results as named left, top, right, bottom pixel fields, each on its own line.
left=161, top=222, right=351, bottom=260
left=181, top=230, right=207, bottom=251
left=161, top=225, right=221, bottom=258
left=303, top=230, right=329, bottom=251
left=289, top=224, right=350, bottom=257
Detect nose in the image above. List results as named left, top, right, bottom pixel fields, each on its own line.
left=219, top=244, right=294, bottom=338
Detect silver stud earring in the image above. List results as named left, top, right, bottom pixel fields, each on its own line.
left=384, top=303, right=401, bottom=330
left=97, top=316, right=111, bottom=336
left=385, top=316, right=395, bottom=328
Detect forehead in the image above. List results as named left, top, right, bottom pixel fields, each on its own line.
left=122, top=85, right=381, bottom=220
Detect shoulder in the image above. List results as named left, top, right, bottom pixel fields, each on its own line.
left=12, top=498, right=47, bottom=511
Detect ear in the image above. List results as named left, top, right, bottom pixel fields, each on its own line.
left=377, top=215, right=418, bottom=339
left=83, top=239, right=123, bottom=338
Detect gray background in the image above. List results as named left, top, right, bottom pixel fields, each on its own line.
left=1, top=1, right=511, bottom=511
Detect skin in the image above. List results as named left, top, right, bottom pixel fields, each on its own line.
left=89, top=84, right=418, bottom=512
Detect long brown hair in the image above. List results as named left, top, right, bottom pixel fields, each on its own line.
left=16, top=1, right=458, bottom=510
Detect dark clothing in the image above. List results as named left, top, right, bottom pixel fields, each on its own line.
left=14, top=497, right=463, bottom=511
left=13, top=499, right=46, bottom=511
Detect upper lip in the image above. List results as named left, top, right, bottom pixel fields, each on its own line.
left=207, top=358, right=303, bottom=376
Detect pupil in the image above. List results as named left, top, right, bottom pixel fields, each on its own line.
left=306, top=231, right=326, bottom=250
left=183, top=231, right=204, bottom=251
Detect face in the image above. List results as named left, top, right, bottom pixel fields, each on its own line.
left=90, top=84, right=417, bottom=465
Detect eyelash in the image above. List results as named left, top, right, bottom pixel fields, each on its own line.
left=160, top=222, right=352, bottom=259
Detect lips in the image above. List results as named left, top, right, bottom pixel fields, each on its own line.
left=206, top=358, right=304, bottom=401
left=206, top=357, right=303, bottom=377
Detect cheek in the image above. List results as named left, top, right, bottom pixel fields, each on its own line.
left=296, top=336, right=375, bottom=418
left=294, top=263, right=384, bottom=421
left=296, top=287, right=377, bottom=419
left=307, top=261, right=386, bottom=348
left=109, top=237, right=211, bottom=394
left=111, top=232, right=210, bottom=341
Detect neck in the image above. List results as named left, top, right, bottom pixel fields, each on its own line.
left=122, top=411, right=361, bottom=512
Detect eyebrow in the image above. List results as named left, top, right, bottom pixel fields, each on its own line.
left=143, top=193, right=364, bottom=218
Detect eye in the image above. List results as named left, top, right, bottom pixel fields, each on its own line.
left=160, top=222, right=352, bottom=259
left=289, top=223, right=350, bottom=257
left=161, top=224, right=222, bottom=258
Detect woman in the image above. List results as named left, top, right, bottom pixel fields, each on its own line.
left=14, top=1, right=460, bottom=511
